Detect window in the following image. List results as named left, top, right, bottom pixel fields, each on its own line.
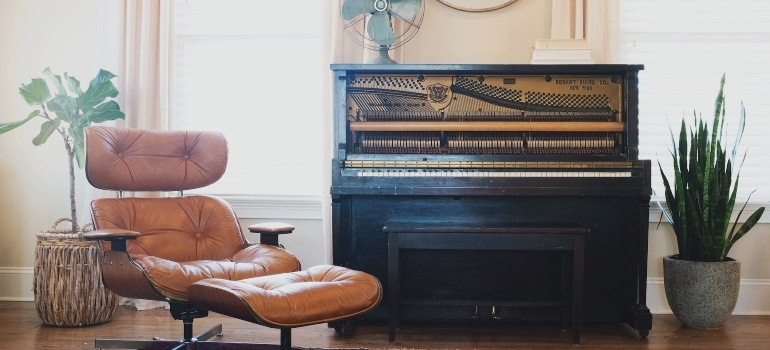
left=620, top=0, right=770, bottom=207
left=170, top=0, right=323, bottom=198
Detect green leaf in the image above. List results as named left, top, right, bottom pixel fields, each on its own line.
left=82, top=100, right=125, bottom=124
left=46, top=95, right=78, bottom=124
left=90, top=69, right=117, bottom=84
left=724, top=206, right=764, bottom=260
left=19, top=78, right=51, bottom=105
left=76, top=81, right=118, bottom=109
left=42, top=67, right=67, bottom=96
left=70, top=126, right=86, bottom=168
left=32, top=119, right=59, bottom=146
left=0, top=110, right=40, bottom=134
left=63, top=73, right=83, bottom=96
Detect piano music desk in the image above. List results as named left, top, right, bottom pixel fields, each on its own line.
left=386, top=223, right=588, bottom=345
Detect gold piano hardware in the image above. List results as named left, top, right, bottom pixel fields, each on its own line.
left=343, top=160, right=638, bottom=169
left=348, top=121, right=625, bottom=132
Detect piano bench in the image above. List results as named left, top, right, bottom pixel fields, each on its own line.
left=385, top=223, right=588, bottom=345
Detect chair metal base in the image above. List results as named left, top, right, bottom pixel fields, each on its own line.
left=94, top=325, right=301, bottom=350
left=94, top=323, right=222, bottom=350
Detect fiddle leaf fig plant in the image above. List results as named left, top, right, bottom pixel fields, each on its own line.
left=659, top=74, right=765, bottom=262
left=0, top=68, right=125, bottom=233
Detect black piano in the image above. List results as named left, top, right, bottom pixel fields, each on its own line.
left=330, top=64, right=652, bottom=337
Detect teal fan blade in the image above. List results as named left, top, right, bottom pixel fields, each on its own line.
left=342, top=0, right=375, bottom=20
left=367, top=11, right=396, bottom=46
left=390, top=0, right=422, bottom=21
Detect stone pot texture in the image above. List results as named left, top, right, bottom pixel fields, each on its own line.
left=663, top=255, right=740, bottom=328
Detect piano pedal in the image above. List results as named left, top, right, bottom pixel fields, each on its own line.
left=470, top=306, right=480, bottom=319
left=492, top=306, right=503, bottom=320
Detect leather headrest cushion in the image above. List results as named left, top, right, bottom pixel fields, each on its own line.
left=85, top=126, right=227, bottom=191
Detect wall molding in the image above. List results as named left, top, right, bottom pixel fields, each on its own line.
left=219, top=194, right=323, bottom=220
left=4, top=266, right=770, bottom=315
left=646, top=277, right=770, bottom=315
left=649, top=201, right=769, bottom=224
left=0, top=267, right=33, bottom=301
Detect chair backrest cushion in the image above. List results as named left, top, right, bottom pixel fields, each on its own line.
left=85, top=126, right=227, bottom=192
left=91, top=195, right=247, bottom=261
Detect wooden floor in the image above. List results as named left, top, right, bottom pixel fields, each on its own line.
left=2, top=301, right=768, bottom=349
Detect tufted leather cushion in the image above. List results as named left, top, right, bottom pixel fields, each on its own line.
left=85, top=126, right=227, bottom=192
left=187, top=265, right=382, bottom=328
left=91, top=195, right=247, bottom=261
left=122, top=244, right=301, bottom=301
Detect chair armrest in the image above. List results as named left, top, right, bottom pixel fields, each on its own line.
left=248, top=222, right=294, bottom=247
left=82, top=229, right=140, bottom=252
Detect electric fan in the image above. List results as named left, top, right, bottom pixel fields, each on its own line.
left=341, top=0, right=424, bottom=64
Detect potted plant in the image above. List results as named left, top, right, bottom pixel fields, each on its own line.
left=0, top=68, right=125, bottom=326
left=658, top=74, right=765, bottom=328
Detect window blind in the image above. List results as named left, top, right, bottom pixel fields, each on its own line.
left=171, top=0, right=323, bottom=196
left=620, top=0, right=770, bottom=204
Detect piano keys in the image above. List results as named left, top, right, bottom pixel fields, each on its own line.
left=330, top=64, right=652, bottom=337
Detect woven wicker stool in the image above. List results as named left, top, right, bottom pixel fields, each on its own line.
left=187, top=264, right=382, bottom=350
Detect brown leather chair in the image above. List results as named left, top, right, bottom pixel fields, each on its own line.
left=82, top=126, right=301, bottom=349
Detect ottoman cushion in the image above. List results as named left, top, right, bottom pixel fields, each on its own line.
left=187, top=264, right=382, bottom=328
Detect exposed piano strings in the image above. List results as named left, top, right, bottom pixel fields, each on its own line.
left=346, top=73, right=625, bottom=156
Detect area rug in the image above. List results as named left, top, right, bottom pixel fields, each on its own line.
left=141, top=344, right=362, bottom=350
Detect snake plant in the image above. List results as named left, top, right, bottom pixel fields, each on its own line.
left=659, top=74, right=765, bottom=262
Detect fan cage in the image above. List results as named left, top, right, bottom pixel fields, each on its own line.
left=340, top=0, right=425, bottom=51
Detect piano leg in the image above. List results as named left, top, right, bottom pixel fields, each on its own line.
left=624, top=304, right=652, bottom=338
left=632, top=195, right=652, bottom=338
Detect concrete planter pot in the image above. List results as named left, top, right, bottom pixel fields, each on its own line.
left=663, top=255, right=740, bottom=328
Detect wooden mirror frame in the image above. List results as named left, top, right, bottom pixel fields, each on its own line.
left=436, top=0, right=518, bottom=12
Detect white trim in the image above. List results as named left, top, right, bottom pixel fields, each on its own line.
left=2, top=267, right=770, bottom=315
left=219, top=194, right=323, bottom=220
left=647, top=277, right=770, bottom=315
left=0, top=267, right=33, bottom=301
left=648, top=202, right=769, bottom=224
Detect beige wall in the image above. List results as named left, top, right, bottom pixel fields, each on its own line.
left=1, top=0, right=768, bottom=314
left=404, top=0, right=551, bottom=64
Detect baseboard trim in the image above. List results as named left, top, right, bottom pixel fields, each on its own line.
left=0, top=267, right=33, bottom=301
left=4, top=268, right=770, bottom=315
left=647, top=277, right=770, bottom=315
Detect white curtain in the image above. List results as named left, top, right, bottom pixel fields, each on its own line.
left=321, top=0, right=368, bottom=263
left=122, top=0, right=170, bottom=130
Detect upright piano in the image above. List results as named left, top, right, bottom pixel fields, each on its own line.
left=330, top=64, right=652, bottom=337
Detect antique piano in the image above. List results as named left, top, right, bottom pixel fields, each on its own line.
left=330, top=64, right=651, bottom=337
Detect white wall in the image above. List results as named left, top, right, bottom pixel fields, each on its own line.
left=0, top=0, right=118, bottom=300
left=1, top=0, right=768, bottom=315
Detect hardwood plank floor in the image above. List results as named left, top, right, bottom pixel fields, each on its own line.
left=1, top=301, right=768, bottom=349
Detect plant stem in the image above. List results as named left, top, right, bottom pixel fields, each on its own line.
left=41, top=105, right=78, bottom=233
left=64, top=138, right=77, bottom=234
